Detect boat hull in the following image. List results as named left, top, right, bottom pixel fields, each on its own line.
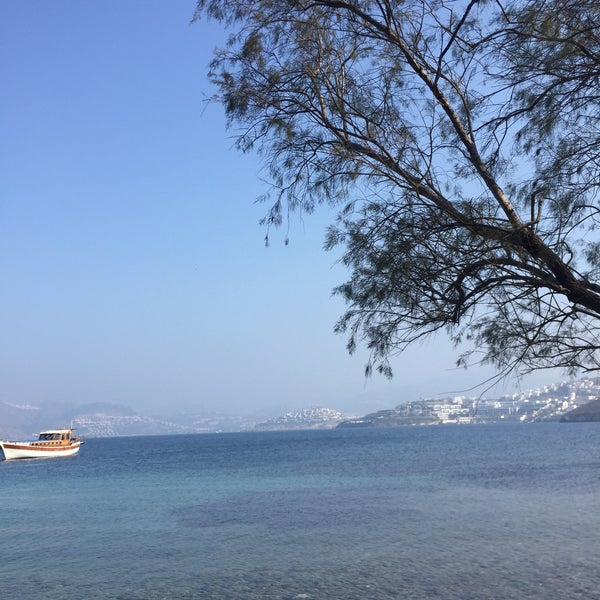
left=0, top=441, right=81, bottom=460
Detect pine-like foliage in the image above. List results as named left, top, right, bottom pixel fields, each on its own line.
left=194, top=0, right=600, bottom=378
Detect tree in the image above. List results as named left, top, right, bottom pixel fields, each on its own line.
left=193, top=0, right=600, bottom=379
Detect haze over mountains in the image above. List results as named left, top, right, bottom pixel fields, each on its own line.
left=0, top=401, right=253, bottom=440
left=2, top=378, right=600, bottom=439
left=0, top=401, right=136, bottom=440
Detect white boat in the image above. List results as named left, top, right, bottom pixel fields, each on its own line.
left=0, top=428, right=83, bottom=460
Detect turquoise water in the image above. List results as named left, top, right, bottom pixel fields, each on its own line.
left=1, top=424, right=600, bottom=599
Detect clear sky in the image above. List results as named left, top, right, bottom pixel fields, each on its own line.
left=1, top=1, right=559, bottom=418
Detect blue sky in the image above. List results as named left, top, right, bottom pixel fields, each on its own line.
left=1, top=1, right=557, bottom=417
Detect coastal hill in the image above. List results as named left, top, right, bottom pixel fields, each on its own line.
left=0, top=401, right=139, bottom=440
left=252, top=407, right=346, bottom=431
left=338, top=379, right=600, bottom=428
left=560, top=398, right=600, bottom=422
left=0, top=401, right=260, bottom=439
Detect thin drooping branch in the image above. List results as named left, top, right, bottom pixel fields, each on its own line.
left=195, top=0, right=600, bottom=377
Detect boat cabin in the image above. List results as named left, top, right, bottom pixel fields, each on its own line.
left=39, top=430, right=72, bottom=441
left=35, top=429, right=76, bottom=446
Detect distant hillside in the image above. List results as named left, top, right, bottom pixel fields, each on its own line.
left=253, top=407, right=346, bottom=431
left=0, top=401, right=138, bottom=439
left=338, top=379, right=600, bottom=427
left=560, top=399, right=600, bottom=422
left=0, top=401, right=251, bottom=439
left=72, top=412, right=195, bottom=437
left=4, top=378, right=600, bottom=439
left=0, top=402, right=42, bottom=439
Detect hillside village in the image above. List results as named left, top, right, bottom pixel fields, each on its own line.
left=338, top=378, right=600, bottom=428
left=256, top=379, right=600, bottom=430
left=2, top=379, right=600, bottom=439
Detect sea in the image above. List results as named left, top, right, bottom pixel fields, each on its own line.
left=1, top=423, right=600, bottom=600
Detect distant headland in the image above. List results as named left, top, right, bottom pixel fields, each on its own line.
left=337, top=379, right=600, bottom=428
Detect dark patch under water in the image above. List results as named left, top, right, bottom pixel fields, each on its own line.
left=173, top=486, right=423, bottom=530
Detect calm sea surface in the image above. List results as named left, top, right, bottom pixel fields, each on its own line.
left=1, top=424, right=600, bottom=599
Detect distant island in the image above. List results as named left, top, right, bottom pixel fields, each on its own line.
left=2, top=378, right=600, bottom=439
